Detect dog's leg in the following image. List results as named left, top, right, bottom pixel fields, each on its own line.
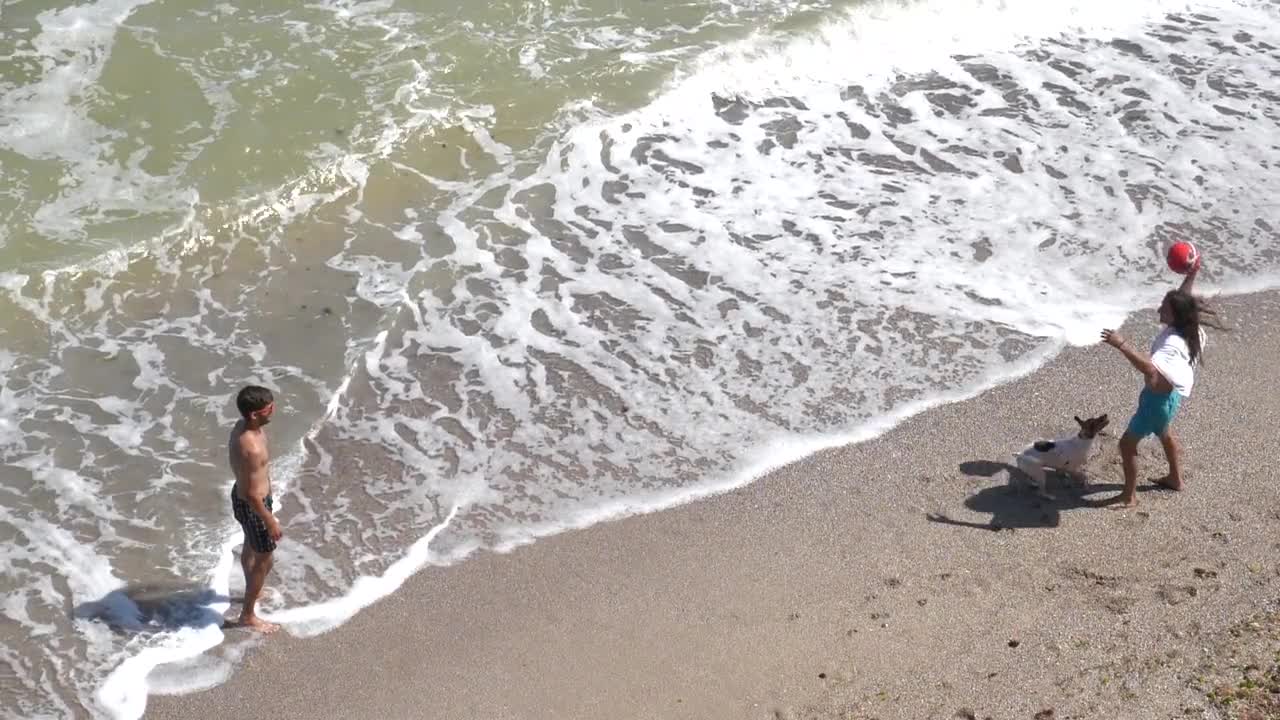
left=1036, top=468, right=1055, bottom=500
left=1013, top=456, right=1032, bottom=493
left=1030, top=463, right=1053, bottom=500
left=1016, top=456, right=1050, bottom=498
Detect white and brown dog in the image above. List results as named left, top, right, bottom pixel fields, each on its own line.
left=1012, top=414, right=1110, bottom=499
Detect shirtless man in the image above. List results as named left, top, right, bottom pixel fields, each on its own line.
left=228, top=385, right=282, bottom=633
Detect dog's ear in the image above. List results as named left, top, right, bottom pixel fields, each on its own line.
left=1074, top=415, right=1084, bottom=426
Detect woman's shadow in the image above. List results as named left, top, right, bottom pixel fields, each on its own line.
left=926, top=460, right=1131, bottom=531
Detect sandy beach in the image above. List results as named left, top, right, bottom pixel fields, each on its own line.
left=147, top=289, right=1280, bottom=720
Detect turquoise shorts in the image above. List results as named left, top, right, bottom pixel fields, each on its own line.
left=1127, top=386, right=1182, bottom=438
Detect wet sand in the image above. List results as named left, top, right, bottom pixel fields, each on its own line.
left=147, top=289, right=1280, bottom=720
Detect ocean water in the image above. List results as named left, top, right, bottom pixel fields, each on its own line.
left=2, top=0, right=1280, bottom=716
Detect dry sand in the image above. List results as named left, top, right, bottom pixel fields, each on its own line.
left=147, top=290, right=1280, bottom=720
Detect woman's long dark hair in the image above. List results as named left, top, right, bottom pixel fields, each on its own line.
left=1164, top=290, right=1227, bottom=364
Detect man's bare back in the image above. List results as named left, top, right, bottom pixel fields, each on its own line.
left=228, top=385, right=281, bottom=633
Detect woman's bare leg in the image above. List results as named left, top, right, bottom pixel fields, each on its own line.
left=1155, top=431, right=1184, bottom=490
left=1111, top=432, right=1141, bottom=509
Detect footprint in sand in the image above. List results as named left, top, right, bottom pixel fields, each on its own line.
left=1062, top=566, right=1125, bottom=589
left=1156, top=584, right=1199, bottom=606
left=1102, top=595, right=1137, bottom=615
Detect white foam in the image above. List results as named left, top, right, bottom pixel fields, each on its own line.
left=0, top=0, right=200, bottom=245
left=1, top=592, right=58, bottom=638
left=0, top=0, right=470, bottom=715
left=489, top=338, right=1067, bottom=554
left=385, top=0, right=1280, bottom=583
left=2, top=0, right=155, bottom=160
left=5, top=515, right=123, bottom=605
left=225, top=310, right=1064, bottom=637
left=672, top=0, right=1229, bottom=98
left=94, top=533, right=238, bottom=719
left=523, top=0, right=1279, bottom=350
left=262, top=502, right=468, bottom=637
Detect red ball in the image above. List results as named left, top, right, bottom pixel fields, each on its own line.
left=1166, top=241, right=1199, bottom=274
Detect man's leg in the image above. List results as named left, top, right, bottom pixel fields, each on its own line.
left=1156, top=432, right=1184, bottom=490
left=1112, top=432, right=1141, bottom=509
left=238, top=543, right=278, bottom=633
left=239, top=532, right=256, bottom=599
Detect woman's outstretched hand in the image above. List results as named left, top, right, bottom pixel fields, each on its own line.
left=1101, top=329, right=1126, bottom=348
left=1180, top=255, right=1202, bottom=293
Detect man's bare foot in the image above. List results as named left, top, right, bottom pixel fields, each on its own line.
left=1108, top=495, right=1139, bottom=510
left=1152, top=474, right=1183, bottom=491
left=232, top=615, right=279, bottom=633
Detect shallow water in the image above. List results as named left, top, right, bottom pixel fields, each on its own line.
left=2, top=0, right=1280, bottom=717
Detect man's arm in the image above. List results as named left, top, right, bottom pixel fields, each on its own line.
left=1101, top=330, right=1174, bottom=393
left=238, top=438, right=283, bottom=540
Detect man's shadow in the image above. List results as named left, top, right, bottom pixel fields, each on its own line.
left=73, top=582, right=230, bottom=635
left=926, top=460, right=1143, bottom=532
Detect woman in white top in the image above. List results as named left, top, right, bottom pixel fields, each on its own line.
left=1100, top=259, right=1224, bottom=509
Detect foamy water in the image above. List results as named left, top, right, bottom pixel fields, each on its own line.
left=2, top=0, right=1280, bottom=717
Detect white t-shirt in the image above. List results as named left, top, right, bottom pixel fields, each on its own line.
left=1150, top=326, right=1205, bottom=397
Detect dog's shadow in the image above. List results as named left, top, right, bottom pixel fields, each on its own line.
left=926, top=460, right=1133, bottom=532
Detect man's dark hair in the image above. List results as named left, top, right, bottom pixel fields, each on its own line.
left=236, top=386, right=274, bottom=417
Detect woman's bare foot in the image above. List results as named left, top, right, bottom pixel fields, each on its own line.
left=1152, top=474, right=1183, bottom=491
left=1108, top=495, right=1139, bottom=510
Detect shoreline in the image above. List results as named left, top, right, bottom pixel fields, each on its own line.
left=147, top=289, right=1280, bottom=719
